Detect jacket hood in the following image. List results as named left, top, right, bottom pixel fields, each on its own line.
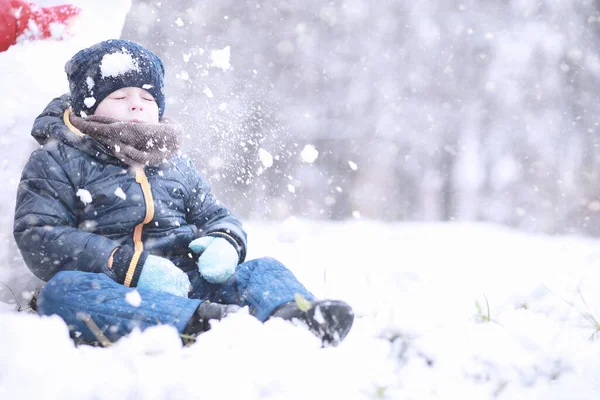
left=31, top=94, right=120, bottom=164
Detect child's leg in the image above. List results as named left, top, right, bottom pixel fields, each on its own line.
left=37, top=270, right=201, bottom=343
left=189, top=257, right=315, bottom=321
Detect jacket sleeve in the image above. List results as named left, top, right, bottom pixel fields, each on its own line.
left=13, top=148, right=140, bottom=284
left=184, top=160, right=247, bottom=264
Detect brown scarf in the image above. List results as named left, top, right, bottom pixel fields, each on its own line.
left=69, top=114, right=182, bottom=167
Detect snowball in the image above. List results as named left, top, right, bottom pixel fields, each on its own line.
left=76, top=189, right=92, bottom=205
left=300, top=145, right=319, bottom=163
left=100, top=50, right=139, bottom=78
left=210, top=46, right=231, bottom=71
left=114, top=187, right=127, bottom=200
left=125, top=290, right=142, bottom=307
left=258, top=148, right=273, bottom=168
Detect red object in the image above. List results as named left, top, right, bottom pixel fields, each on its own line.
left=0, top=0, right=81, bottom=52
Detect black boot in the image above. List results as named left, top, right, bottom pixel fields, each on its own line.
left=184, top=301, right=240, bottom=335
left=271, top=300, right=354, bottom=346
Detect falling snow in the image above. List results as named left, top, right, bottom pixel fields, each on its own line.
left=258, top=148, right=273, bottom=168
left=202, top=87, right=214, bottom=98
left=210, top=46, right=231, bottom=71
left=300, top=145, right=318, bottom=164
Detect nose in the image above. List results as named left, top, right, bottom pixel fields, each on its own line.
left=129, top=97, right=144, bottom=111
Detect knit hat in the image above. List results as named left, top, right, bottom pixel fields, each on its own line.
left=65, top=39, right=166, bottom=119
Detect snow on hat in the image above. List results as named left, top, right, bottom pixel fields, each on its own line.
left=65, top=39, right=166, bottom=119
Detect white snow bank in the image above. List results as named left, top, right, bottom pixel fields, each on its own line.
left=3, top=222, right=600, bottom=399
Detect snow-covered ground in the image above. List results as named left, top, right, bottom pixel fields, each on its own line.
left=3, top=221, right=600, bottom=399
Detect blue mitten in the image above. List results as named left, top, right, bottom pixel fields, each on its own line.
left=189, top=236, right=238, bottom=284
left=137, top=255, right=191, bottom=297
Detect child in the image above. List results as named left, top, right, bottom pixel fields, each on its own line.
left=13, top=39, right=354, bottom=346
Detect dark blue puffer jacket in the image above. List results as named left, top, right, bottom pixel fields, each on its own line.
left=13, top=95, right=247, bottom=287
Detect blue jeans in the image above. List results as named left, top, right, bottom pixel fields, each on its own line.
left=37, top=257, right=314, bottom=343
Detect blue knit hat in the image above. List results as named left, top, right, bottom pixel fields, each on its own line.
left=65, top=39, right=166, bottom=119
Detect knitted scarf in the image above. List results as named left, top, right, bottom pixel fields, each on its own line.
left=69, top=114, right=182, bottom=167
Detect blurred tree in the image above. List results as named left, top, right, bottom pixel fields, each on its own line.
left=122, top=0, right=600, bottom=236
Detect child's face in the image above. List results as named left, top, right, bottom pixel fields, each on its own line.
left=93, top=87, right=160, bottom=123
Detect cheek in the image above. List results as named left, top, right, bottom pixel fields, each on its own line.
left=146, top=102, right=160, bottom=122
left=95, top=101, right=125, bottom=119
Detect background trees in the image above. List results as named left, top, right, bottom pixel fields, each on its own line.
left=121, top=0, right=600, bottom=235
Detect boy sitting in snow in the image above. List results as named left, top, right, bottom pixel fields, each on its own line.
left=13, top=39, right=354, bottom=346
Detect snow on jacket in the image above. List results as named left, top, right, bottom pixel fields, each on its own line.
left=0, top=0, right=80, bottom=52
left=14, top=95, right=247, bottom=287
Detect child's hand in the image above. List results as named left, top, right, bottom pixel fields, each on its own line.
left=189, top=237, right=238, bottom=284
left=137, top=255, right=190, bottom=297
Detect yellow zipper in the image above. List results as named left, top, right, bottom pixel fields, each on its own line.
left=124, top=167, right=155, bottom=286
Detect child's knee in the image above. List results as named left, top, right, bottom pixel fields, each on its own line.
left=240, top=257, right=284, bottom=272
left=38, top=271, right=105, bottom=309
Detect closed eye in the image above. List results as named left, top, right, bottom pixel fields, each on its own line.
left=142, top=97, right=155, bottom=102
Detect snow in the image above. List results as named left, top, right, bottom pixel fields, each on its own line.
left=258, top=148, right=273, bottom=168
left=3, top=222, right=600, bottom=399
left=76, top=188, right=92, bottom=205
left=100, top=50, right=139, bottom=78
left=2, top=2, right=600, bottom=400
left=48, top=22, right=68, bottom=40
left=114, top=187, right=127, bottom=200
left=203, top=87, right=214, bottom=98
left=86, top=76, right=95, bottom=90
left=210, top=46, right=231, bottom=71
left=125, top=290, right=142, bottom=307
left=83, top=96, right=95, bottom=107
left=300, top=144, right=319, bottom=163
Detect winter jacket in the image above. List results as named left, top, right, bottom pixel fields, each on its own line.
left=14, top=95, right=247, bottom=288
left=0, top=0, right=81, bottom=52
